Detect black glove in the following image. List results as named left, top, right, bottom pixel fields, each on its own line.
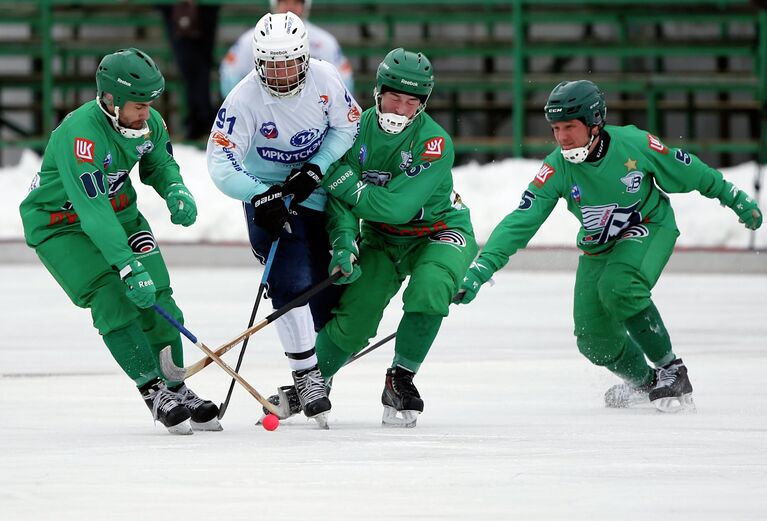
left=251, top=185, right=288, bottom=241
left=282, top=162, right=323, bottom=204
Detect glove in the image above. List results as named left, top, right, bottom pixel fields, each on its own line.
left=718, top=182, right=763, bottom=230
left=251, top=185, right=289, bottom=241
left=282, top=162, right=323, bottom=204
left=165, top=183, right=197, bottom=227
left=329, top=235, right=361, bottom=285
left=120, top=259, right=156, bottom=309
left=455, top=260, right=494, bottom=304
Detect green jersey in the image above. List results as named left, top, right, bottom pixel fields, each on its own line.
left=322, top=107, right=472, bottom=243
left=479, top=124, right=731, bottom=271
left=20, top=100, right=182, bottom=269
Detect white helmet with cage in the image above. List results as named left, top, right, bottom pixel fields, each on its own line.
left=252, top=12, right=310, bottom=98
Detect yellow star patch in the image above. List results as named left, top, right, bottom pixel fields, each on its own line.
left=624, top=158, right=637, bottom=171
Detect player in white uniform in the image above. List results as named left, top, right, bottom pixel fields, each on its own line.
left=219, top=0, right=353, bottom=98
left=207, top=12, right=361, bottom=424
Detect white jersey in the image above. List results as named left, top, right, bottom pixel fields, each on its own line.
left=220, top=20, right=353, bottom=98
left=207, top=58, right=361, bottom=212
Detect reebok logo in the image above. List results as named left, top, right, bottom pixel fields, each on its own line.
left=327, top=170, right=354, bottom=191
left=117, top=78, right=132, bottom=87
left=401, top=79, right=419, bottom=87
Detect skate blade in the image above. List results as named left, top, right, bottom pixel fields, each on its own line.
left=382, top=406, right=419, bottom=428
left=309, top=411, right=330, bottom=430
left=653, top=393, right=696, bottom=414
left=191, top=418, right=223, bottom=432
left=166, top=419, right=194, bottom=435
left=605, top=394, right=650, bottom=409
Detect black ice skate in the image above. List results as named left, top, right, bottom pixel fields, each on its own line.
left=170, top=383, right=222, bottom=431
left=648, top=358, right=696, bottom=413
left=381, top=365, right=423, bottom=428
left=604, top=374, right=655, bottom=408
left=292, top=366, right=331, bottom=429
left=258, top=385, right=303, bottom=425
left=140, top=379, right=192, bottom=435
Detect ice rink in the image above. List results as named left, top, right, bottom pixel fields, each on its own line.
left=2, top=263, right=766, bottom=520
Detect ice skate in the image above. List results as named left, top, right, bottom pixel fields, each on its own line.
left=604, top=375, right=654, bottom=408
left=649, top=358, right=696, bottom=413
left=140, top=379, right=193, bottom=435
left=381, top=366, right=423, bottom=428
left=170, top=383, right=222, bottom=431
left=292, top=366, right=331, bottom=429
left=257, top=385, right=302, bottom=425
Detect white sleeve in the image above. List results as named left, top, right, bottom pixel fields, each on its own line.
left=206, top=85, right=266, bottom=202
left=219, top=30, right=256, bottom=98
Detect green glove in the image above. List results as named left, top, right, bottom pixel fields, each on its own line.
left=329, top=234, right=361, bottom=285
left=165, top=183, right=197, bottom=227
left=321, top=165, right=363, bottom=205
left=120, top=259, right=156, bottom=308
left=456, top=260, right=494, bottom=304
left=718, top=182, right=763, bottom=230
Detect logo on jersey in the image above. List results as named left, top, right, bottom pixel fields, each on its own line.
left=647, top=134, right=669, bottom=155
left=570, top=185, right=581, bottom=203
left=621, top=171, right=644, bottom=193
left=361, top=170, right=392, bottom=186
left=107, top=170, right=130, bottom=197
left=429, top=230, right=467, bottom=249
left=422, top=137, right=444, bottom=159
left=675, top=149, right=692, bottom=166
left=212, top=131, right=236, bottom=149
left=260, top=122, right=278, bottom=139
left=358, top=144, right=368, bottom=165
left=533, top=163, right=555, bottom=188
left=135, top=141, right=154, bottom=159
left=102, top=152, right=113, bottom=170
left=519, top=190, right=536, bottom=210
left=580, top=202, right=642, bottom=246
left=347, top=105, right=361, bottom=122
left=290, top=129, right=321, bottom=147
left=128, top=231, right=157, bottom=254
left=319, top=95, right=329, bottom=105
left=618, top=224, right=649, bottom=241
left=399, top=151, right=413, bottom=171
left=74, top=138, right=95, bottom=163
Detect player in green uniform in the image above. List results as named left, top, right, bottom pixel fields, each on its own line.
left=457, top=80, right=763, bottom=413
left=266, top=48, right=477, bottom=427
left=19, top=48, right=220, bottom=434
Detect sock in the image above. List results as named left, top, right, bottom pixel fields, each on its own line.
left=624, top=302, right=676, bottom=367
left=315, top=328, right=352, bottom=380
left=392, top=312, right=443, bottom=374
left=102, top=323, right=162, bottom=387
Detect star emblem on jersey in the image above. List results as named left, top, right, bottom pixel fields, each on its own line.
left=624, top=158, right=637, bottom=171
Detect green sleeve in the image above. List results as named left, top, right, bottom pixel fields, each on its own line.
left=478, top=167, right=562, bottom=273
left=629, top=127, right=728, bottom=199
left=326, top=195, right=361, bottom=245
left=323, top=139, right=455, bottom=224
left=138, top=110, right=184, bottom=197
left=56, top=128, right=134, bottom=269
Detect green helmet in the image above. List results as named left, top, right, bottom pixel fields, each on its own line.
left=544, top=80, right=606, bottom=127
left=95, top=48, right=165, bottom=107
left=376, top=48, right=434, bottom=101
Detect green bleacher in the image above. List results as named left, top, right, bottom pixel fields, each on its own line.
left=0, top=0, right=764, bottom=167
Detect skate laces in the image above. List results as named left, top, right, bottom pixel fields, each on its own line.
left=174, top=385, right=206, bottom=410
left=655, top=362, right=681, bottom=389
left=391, top=368, right=420, bottom=398
left=295, top=369, right=327, bottom=404
left=149, top=387, right=181, bottom=419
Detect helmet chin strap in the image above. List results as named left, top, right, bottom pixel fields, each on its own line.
left=97, top=96, right=150, bottom=139
left=561, top=133, right=597, bottom=164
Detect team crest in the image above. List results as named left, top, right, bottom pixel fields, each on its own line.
left=102, top=152, right=113, bottom=170
left=620, top=171, right=644, bottom=193
left=347, top=106, right=360, bottom=122
left=290, top=128, right=321, bottom=147
left=211, top=131, right=235, bottom=149
left=580, top=202, right=642, bottom=246
left=358, top=144, right=368, bottom=165
left=135, top=141, right=154, bottom=159
left=319, top=95, right=329, bottom=105
left=128, top=230, right=157, bottom=254
left=260, top=122, right=278, bottom=139
left=570, top=185, right=581, bottom=203
left=74, top=137, right=95, bottom=163
left=422, top=137, right=444, bottom=159
left=399, top=150, right=413, bottom=171
left=533, top=163, right=555, bottom=188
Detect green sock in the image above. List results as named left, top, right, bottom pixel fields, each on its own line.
left=151, top=336, right=184, bottom=387
left=102, top=323, right=162, bottom=387
left=624, top=302, right=675, bottom=367
left=605, top=340, right=654, bottom=387
left=315, top=329, right=352, bottom=380
left=392, top=312, right=443, bottom=374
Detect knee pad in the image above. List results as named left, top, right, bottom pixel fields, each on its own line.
left=403, top=265, right=454, bottom=316
left=597, top=264, right=651, bottom=322
left=89, top=274, right=140, bottom=335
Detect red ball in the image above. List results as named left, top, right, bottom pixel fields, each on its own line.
left=262, top=414, right=280, bottom=431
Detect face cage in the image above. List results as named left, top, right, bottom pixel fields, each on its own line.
left=96, top=95, right=150, bottom=139
left=560, top=133, right=596, bottom=164
left=374, top=88, right=427, bottom=135
left=256, top=58, right=308, bottom=98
